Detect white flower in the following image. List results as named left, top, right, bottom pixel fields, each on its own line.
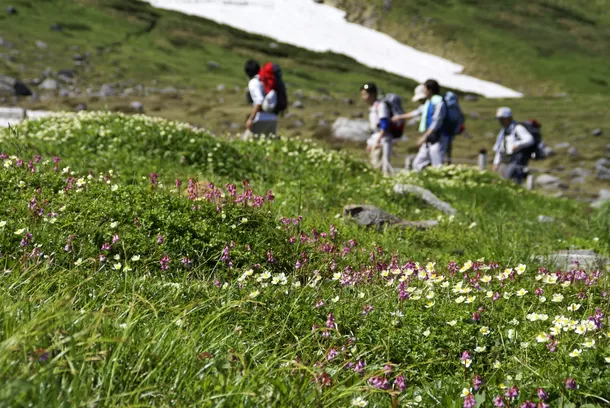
left=14, top=228, right=25, bottom=235
left=493, top=360, right=501, bottom=369
left=520, top=342, right=529, bottom=349
left=480, top=326, right=490, bottom=335
left=131, top=255, right=141, bottom=261
left=468, top=222, right=477, bottom=229
left=0, top=221, right=6, bottom=228
left=113, top=262, right=122, bottom=271
left=475, top=346, right=486, bottom=353
left=536, top=333, right=548, bottom=343
left=461, top=388, right=471, bottom=398
left=111, top=184, right=119, bottom=192
left=516, top=288, right=528, bottom=297
left=567, top=303, right=581, bottom=312
left=447, top=320, right=457, bottom=326
left=503, top=292, right=512, bottom=300
left=486, top=291, right=494, bottom=298
left=110, top=221, right=118, bottom=228
left=358, top=292, right=365, bottom=299
left=515, top=264, right=526, bottom=275
left=568, top=349, right=582, bottom=358
left=423, top=329, right=431, bottom=337
left=462, top=358, right=472, bottom=368
left=605, top=357, right=610, bottom=364
left=241, top=217, right=248, bottom=224
left=351, top=397, right=368, bottom=407
left=465, top=295, right=476, bottom=304
left=249, top=290, right=260, bottom=298
left=332, top=272, right=342, bottom=281
left=455, top=296, right=465, bottom=304
left=480, top=275, right=491, bottom=284
left=507, top=329, right=516, bottom=340
left=552, top=293, right=564, bottom=303
left=425, top=301, right=435, bottom=308
left=582, top=339, right=595, bottom=349
left=539, top=296, right=546, bottom=303
left=459, top=260, right=473, bottom=273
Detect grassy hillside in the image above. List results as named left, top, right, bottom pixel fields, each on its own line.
left=330, top=0, right=610, bottom=95
left=0, top=113, right=609, bottom=406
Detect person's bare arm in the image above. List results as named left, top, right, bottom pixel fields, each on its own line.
left=246, top=104, right=263, bottom=130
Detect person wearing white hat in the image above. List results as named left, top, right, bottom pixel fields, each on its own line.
left=492, top=107, right=535, bottom=184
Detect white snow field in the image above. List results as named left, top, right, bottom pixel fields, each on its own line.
left=145, top=0, right=522, bottom=98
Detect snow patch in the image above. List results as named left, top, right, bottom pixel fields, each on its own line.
left=144, top=0, right=522, bottom=98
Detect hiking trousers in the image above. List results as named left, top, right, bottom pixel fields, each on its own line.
left=242, top=119, right=278, bottom=140
left=502, top=152, right=530, bottom=184
left=412, top=135, right=450, bottom=172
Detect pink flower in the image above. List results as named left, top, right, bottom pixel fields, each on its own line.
left=536, top=388, right=548, bottom=400
left=463, top=393, right=476, bottom=408
left=156, top=235, right=164, bottom=245
left=160, top=254, right=171, bottom=271
left=564, top=377, right=577, bottom=390
left=505, top=386, right=519, bottom=399
left=149, top=173, right=159, bottom=186
left=520, top=402, right=536, bottom=408
left=394, top=374, right=407, bottom=392
left=473, top=375, right=483, bottom=391
left=112, top=234, right=120, bottom=244
left=493, top=396, right=505, bottom=407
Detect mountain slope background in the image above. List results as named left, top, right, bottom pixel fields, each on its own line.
left=0, top=0, right=609, bottom=197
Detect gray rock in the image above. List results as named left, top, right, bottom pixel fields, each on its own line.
left=331, top=117, right=370, bottom=142
left=229, top=122, right=241, bottom=130
left=542, top=145, right=554, bottom=157
left=58, top=89, right=70, bottom=97
left=73, top=54, right=85, bottom=62
left=38, top=78, right=58, bottom=91
left=571, top=176, right=586, bottom=185
left=50, top=23, right=63, bottom=32
left=6, top=6, right=17, bottom=15
left=393, top=184, right=457, bottom=215
left=591, top=189, right=610, bottom=209
left=342, top=97, right=354, bottom=105
left=595, top=158, right=610, bottom=180
left=216, top=84, right=225, bottom=92
left=318, top=119, right=330, bottom=129
left=207, top=61, right=221, bottom=69
left=540, top=250, right=609, bottom=270
left=554, top=142, right=570, bottom=149
left=41, top=67, right=54, bottom=78
left=130, top=101, right=144, bottom=112
left=0, top=37, right=13, bottom=49
left=160, top=87, right=177, bottom=94
left=292, top=120, right=305, bottom=128
left=35, top=40, right=48, bottom=49
left=536, top=174, right=561, bottom=188
left=352, top=112, right=365, bottom=119
left=311, top=112, right=324, bottom=119
left=567, top=146, right=579, bottom=157
left=592, top=128, right=603, bottom=137
left=343, top=204, right=438, bottom=231
left=537, top=215, right=556, bottom=223
left=292, top=100, right=304, bottom=109
left=383, top=0, right=392, bottom=11
left=294, top=89, right=305, bottom=99
left=74, top=103, right=87, bottom=112
left=468, top=111, right=481, bottom=120
left=99, top=84, right=115, bottom=97
left=569, top=167, right=590, bottom=178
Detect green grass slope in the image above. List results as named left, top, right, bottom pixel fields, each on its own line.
left=331, top=0, right=610, bottom=95
left=0, top=113, right=609, bottom=406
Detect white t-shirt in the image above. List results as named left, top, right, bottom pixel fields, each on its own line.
left=367, top=100, right=391, bottom=147
left=248, top=76, right=277, bottom=122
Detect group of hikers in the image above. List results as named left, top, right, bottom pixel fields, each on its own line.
left=242, top=59, right=544, bottom=184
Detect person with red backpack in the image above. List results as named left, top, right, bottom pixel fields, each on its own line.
left=243, top=59, right=287, bottom=138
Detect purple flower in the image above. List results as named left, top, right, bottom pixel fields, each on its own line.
left=175, top=179, right=182, bottom=189
left=536, top=388, right=548, bottom=400
left=266, top=190, right=275, bottom=202
left=326, top=313, right=336, bottom=330
left=564, top=377, right=577, bottom=390
left=368, top=376, right=390, bottom=390
left=473, top=375, right=483, bottom=391
left=536, top=403, right=549, bottom=408
left=225, top=183, right=237, bottom=197
left=492, top=292, right=500, bottom=301
left=160, top=254, right=171, bottom=271
left=295, top=259, right=302, bottom=269
left=180, top=257, right=192, bottom=268
left=362, top=305, right=374, bottom=315
left=505, top=386, right=519, bottom=399
left=314, top=299, right=324, bottom=309
left=112, top=234, right=120, bottom=244
left=101, top=243, right=111, bottom=251
left=34, top=155, right=41, bottom=163
left=353, top=360, right=365, bottom=375
left=156, top=235, right=164, bottom=245
left=326, top=348, right=338, bottom=361
left=149, top=173, right=159, bottom=186
left=463, top=393, right=476, bottom=408
left=53, top=156, right=60, bottom=164
left=520, top=402, right=536, bottom=408
left=472, top=312, right=481, bottom=322
left=461, top=350, right=471, bottom=361
left=20, top=233, right=33, bottom=247
left=99, top=254, right=106, bottom=262
left=394, top=374, right=406, bottom=392
left=493, top=396, right=505, bottom=407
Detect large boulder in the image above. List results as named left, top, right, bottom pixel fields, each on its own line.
left=343, top=204, right=438, bottom=231
left=535, top=174, right=562, bottom=189
left=591, top=189, right=610, bottom=209
left=595, top=158, right=610, bottom=180
left=0, top=76, right=32, bottom=96
left=393, top=184, right=457, bottom=215
left=540, top=250, right=609, bottom=270
left=331, top=117, right=370, bottom=142
left=38, top=78, right=58, bottom=91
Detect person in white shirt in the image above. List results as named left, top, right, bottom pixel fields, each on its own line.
left=361, top=82, right=391, bottom=172
left=493, top=107, right=535, bottom=184
left=243, top=60, right=278, bottom=139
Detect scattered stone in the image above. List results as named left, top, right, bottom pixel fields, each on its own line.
left=567, top=146, right=579, bottom=157
left=292, top=119, right=305, bottom=128
left=342, top=97, right=354, bottom=105
left=292, top=100, right=304, bottom=109
left=74, top=103, right=87, bottom=112
left=6, top=6, right=17, bottom=15
left=50, top=23, right=64, bottom=32
left=393, top=184, right=457, bottom=215
left=331, top=117, right=370, bottom=142
left=216, top=84, right=225, bottom=92
left=160, top=87, right=177, bottom=94
left=595, top=158, right=610, bottom=180
left=554, top=142, right=570, bottom=149
left=38, top=78, right=58, bottom=91
left=591, top=189, right=610, bottom=209
left=317, top=119, right=330, bottom=129
left=537, top=215, right=556, bottom=223
left=284, top=112, right=297, bottom=119
left=383, top=0, right=392, bottom=11
left=592, top=128, right=603, bottom=137
left=130, top=101, right=144, bottom=112
left=58, top=89, right=70, bottom=97
left=540, top=250, right=609, bottom=270
left=207, top=61, right=221, bottom=70
left=229, top=122, right=241, bottom=130
left=269, top=42, right=279, bottom=49
left=0, top=37, right=13, bottom=49
left=41, top=68, right=54, bottom=78
left=468, top=111, right=481, bottom=120
left=571, top=176, right=586, bottom=185
left=99, top=84, right=115, bottom=97
left=73, top=54, right=85, bottom=62
left=569, top=167, right=590, bottom=178
left=535, top=174, right=561, bottom=189
left=294, top=89, right=305, bottom=99
left=542, top=145, right=554, bottom=157
left=35, top=40, right=48, bottom=49
left=343, top=204, right=438, bottom=231
left=464, top=94, right=478, bottom=102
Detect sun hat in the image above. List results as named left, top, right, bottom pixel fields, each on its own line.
left=412, top=84, right=426, bottom=102
left=495, top=107, right=513, bottom=118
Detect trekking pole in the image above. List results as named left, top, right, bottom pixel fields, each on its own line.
left=478, top=149, right=487, bottom=171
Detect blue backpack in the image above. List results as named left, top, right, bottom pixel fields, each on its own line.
left=441, top=92, right=465, bottom=136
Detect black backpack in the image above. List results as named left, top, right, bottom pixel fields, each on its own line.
left=519, top=120, right=545, bottom=160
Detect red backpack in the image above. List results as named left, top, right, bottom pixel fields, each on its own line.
left=258, top=62, right=288, bottom=115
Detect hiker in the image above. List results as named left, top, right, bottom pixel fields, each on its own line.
left=411, top=79, right=451, bottom=171
left=361, top=82, right=392, bottom=173
left=243, top=59, right=278, bottom=139
left=391, top=84, right=427, bottom=123
left=492, top=107, right=536, bottom=184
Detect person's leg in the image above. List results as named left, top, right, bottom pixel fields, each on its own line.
left=381, top=137, right=392, bottom=175
left=370, top=144, right=383, bottom=170
left=429, top=136, right=449, bottom=167
left=412, top=143, right=431, bottom=172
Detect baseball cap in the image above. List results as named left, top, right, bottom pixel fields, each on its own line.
left=495, top=107, right=513, bottom=118
left=412, top=84, right=426, bottom=102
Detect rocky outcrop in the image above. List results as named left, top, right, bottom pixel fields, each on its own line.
left=343, top=204, right=438, bottom=230
left=393, top=184, right=457, bottom=215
